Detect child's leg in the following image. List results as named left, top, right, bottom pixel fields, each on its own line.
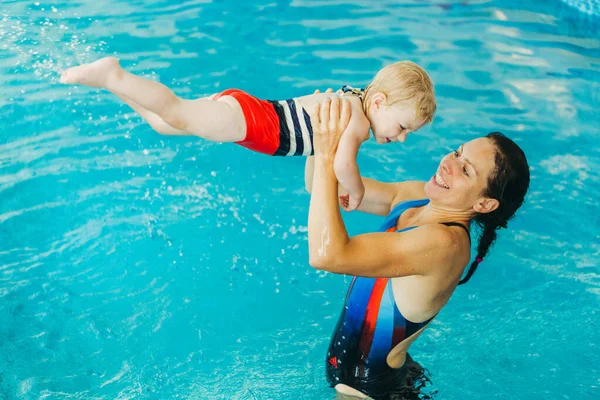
left=115, top=94, right=189, bottom=136
left=60, top=57, right=246, bottom=142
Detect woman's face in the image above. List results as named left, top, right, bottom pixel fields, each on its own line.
left=424, top=137, right=500, bottom=213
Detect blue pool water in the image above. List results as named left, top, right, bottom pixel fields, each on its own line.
left=561, top=0, right=600, bottom=16
left=1, top=0, right=599, bottom=399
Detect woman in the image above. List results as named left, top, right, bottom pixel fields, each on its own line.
left=305, top=97, right=530, bottom=399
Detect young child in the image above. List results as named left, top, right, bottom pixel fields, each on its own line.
left=60, top=58, right=436, bottom=211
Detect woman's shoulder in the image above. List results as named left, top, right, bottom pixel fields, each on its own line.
left=389, top=181, right=428, bottom=210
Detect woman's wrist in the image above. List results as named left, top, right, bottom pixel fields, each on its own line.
left=314, top=153, right=336, bottom=171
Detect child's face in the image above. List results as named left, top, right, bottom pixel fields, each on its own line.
left=368, top=95, right=425, bottom=144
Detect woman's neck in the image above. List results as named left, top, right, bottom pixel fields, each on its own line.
left=408, top=202, right=473, bottom=227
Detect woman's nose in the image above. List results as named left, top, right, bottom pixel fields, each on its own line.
left=441, top=159, right=452, bottom=175
left=397, top=132, right=408, bottom=143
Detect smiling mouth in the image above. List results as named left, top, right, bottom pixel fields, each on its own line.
left=434, top=173, right=449, bottom=189
left=386, top=138, right=391, bottom=143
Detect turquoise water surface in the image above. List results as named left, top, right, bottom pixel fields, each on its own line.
left=1, top=0, right=599, bottom=399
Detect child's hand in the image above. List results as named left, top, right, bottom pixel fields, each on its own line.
left=339, top=193, right=363, bottom=212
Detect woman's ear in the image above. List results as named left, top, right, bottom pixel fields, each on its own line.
left=473, top=198, right=500, bottom=214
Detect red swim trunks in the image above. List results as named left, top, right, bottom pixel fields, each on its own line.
left=213, top=89, right=314, bottom=156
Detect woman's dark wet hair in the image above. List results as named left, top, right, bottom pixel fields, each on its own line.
left=459, top=132, right=530, bottom=285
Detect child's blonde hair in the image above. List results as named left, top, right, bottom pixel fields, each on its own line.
left=364, top=61, right=436, bottom=125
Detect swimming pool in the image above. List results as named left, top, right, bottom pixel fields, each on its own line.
left=1, top=0, right=598, bottom=398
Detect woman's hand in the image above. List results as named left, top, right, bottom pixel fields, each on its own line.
left=309, top=95, right=352, bottom=161
left=313, top=88, right=343, bottom=95
left=313, top=88, right=335, bottom=94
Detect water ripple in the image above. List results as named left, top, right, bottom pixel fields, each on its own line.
left=0, top=0, right=599, bottom=399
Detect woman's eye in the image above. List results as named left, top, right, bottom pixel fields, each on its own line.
left=463, top=166, right=469, bottom=176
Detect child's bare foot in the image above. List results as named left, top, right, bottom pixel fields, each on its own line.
left=60, top=57, right=121, bottom=88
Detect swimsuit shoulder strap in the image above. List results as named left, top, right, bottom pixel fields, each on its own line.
left=379, top=199, right=430, bottom=232
left=340, top=85, right=366, bottom=100
left=441, top=222, right=471, bottom=243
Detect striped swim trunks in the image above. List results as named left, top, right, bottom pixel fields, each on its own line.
left=213, top=89, right=314, bottom=156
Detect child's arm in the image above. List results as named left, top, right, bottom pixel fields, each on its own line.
left=306, top=154, right=420, bottom=217
left=333, top=131, right=366, bottom=211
